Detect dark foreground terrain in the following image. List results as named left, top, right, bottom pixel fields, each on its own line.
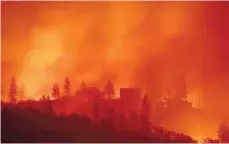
left=2, top=106, right=197, bottom=143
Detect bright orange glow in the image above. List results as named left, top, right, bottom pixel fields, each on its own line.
left=187, top=89, right=203, bottom=108
left=19, top=27, right=64, bottom=99
left=2, top=1, right=229, bottom=140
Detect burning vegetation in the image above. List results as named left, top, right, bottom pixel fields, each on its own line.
left=2, top=1, right=229, bottom=143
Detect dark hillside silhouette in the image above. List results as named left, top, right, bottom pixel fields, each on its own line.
left=1, top=106, right=197, bottom=143
left=3, top=76, right=228, bottom=143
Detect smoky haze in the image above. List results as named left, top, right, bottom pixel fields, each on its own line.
left=2, top=1, right=229, bottom=140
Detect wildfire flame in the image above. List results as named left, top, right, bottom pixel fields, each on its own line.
left=19, top=27, right=64, bottom=99
left=2, top=2, right=229, bottom=141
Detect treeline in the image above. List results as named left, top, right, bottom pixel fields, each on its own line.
left=7, top=76, right=115, bottom=102
left=2, top=106, right=196, bottom=143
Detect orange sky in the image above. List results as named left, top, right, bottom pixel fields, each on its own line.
left=1, top=1, right=229, bottom=139
left=2, top=1, right=229, bottom=108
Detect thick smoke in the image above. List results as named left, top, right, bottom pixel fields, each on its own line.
left=2, top=1, right=229, bottom=140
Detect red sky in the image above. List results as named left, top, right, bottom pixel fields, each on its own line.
left=2, top=1, right=229, bottom=104
left=1, top=1, right=229, bottom=139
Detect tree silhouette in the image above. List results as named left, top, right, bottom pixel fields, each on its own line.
left=42, top=94, right=46, bottom=100
left=218, top=122, right=229, bottom=142
left=104, top=80, right=114, bottom=100
left=47, top=95, right=51, bottom=100
left=52, top=84, right=60, bottom=99
left=64, top=77, right=71, bottom=97
left=141, top=95, right=151, bottom=133
left=80, top=82, right=87, bottom=90
left=8, top=76, right=18, bottom=103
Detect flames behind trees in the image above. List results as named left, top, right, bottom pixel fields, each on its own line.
left=2, top=1, right=229, bottom=141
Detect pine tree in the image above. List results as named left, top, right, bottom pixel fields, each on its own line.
left=8, top=76, right=18, bottom=103
left=42, top=94, right=46, bottom=100
left=141, top=95, right=151, bottom=133
left=64, top=77, right=71, bottom=97
left=104, top=80, right=114, bottom=100
left=219, top=122, right=229, bottom=142
left=47, top=95, right=51, bottom=100
left=52, top=84, right=60, bottom=99
left=56, top=84, right=60, bottom=98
